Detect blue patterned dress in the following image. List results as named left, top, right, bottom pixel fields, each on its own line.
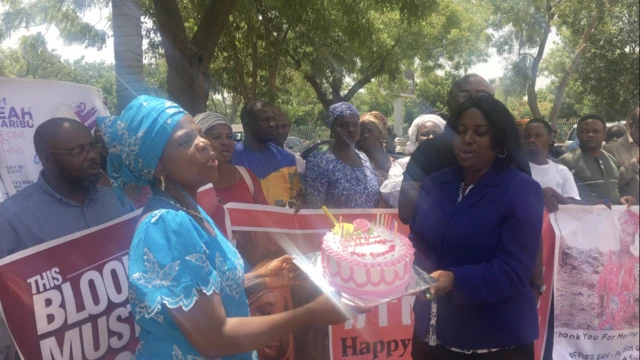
left=305, top=150, right=380, bottom=209
left=128, top=203, right=256, bottom=360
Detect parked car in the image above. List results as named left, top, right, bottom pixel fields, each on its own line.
left=232, top=124, right=244, bottom=142
left=285, top=136, right=304, bottom=150
left=293, top=140, right=330, bottom=160
left=294, top=140, right=408, bottom=161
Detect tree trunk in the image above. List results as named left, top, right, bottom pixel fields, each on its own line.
left=549, top=15, right=599, bottom=124
left=111, top=0, right=144, bottom=113
left=250, top=37, right=258, bottom=102
left=527, top=2, right=554, bottom=119
left=229, top=95, right=240, bottom=123
left=152, top=0, right=238, bottom=115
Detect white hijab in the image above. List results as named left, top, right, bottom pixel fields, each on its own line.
left=405, top=114, right=446, bottom=155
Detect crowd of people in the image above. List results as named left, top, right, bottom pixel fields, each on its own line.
left=0, top=72, right=638, bottom=360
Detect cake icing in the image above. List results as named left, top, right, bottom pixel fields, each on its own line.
left=321, top=218, right=415, bottom=298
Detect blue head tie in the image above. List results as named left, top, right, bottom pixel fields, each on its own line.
left=97, top=95, right=188, bottom=203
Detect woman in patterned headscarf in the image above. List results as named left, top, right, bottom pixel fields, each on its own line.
left=357, top=112, right=393, bottom=191
left=99, top=95, right=359, bottom=359
left=305, top=102, right=380, bottom=209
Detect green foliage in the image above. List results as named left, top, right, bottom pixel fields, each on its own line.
left=538, top=0, right=639, bottom=121
left=0, top=0, right=110, bottom=49
left=209, top=0, right=491, bottom=110
left=0, top=34, right=116, bottom=110
left=570, top=0, right=639, bottom=118
left=0, top=34, right=170, bottom=115
left=143, top=60, right=168, bottom=98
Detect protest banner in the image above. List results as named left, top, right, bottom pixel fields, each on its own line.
left=0, top=77, right=109, bottom=201
left=224, top=204, right=414, bottom=360
left=0, top=202, right=557, bottom=360
left=536, top=210, right=557, bottom=360
left=551, top=205, right=640, bottom=360
left=0, top=210, right=142, bottom=360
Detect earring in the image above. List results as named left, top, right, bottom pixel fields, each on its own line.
left=498, top=148, right=508, bottom=158
left=160, top=175, right=166, bottom=191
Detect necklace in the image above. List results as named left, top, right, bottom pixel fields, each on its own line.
left=154, top=195, right=206, bottom=222
left=457, top=183, right=474, bottom=204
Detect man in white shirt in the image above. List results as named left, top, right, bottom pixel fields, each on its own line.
left=524, top=118, right=581, bottom=212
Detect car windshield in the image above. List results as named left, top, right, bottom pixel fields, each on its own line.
left=292, top=141, right=322, bottom=153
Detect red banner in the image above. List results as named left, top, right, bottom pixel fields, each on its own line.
left=536, top=210, right=556, bottom=359
left=0, top=211, right=142, bottom=360
left=224, top=204, right=414, bottom=360
left=0, top=203, right=555, bottom=360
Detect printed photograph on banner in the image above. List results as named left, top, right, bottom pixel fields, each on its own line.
left=235, top=229, right=327, bottom=360
left=556, top=209, right=639, bottom=331
left=225, top=205, right=415, bottom=360
left=553, top=206, right=639, bottom=360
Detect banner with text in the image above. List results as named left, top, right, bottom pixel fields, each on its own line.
left=0, top=77, right=109, bottom=201
left=0, top=211, right=142, bottom=360
left=224, top=204, right=415, bottom=360
left=551, top=205, right=640, bottom=360
left=0, top=203, right=557, bottom=360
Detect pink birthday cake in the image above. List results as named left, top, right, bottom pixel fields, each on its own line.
left=321, top=217, right=415, bottom=298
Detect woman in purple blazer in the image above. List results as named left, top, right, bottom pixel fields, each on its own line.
left=410, top=96, right=544, bottom=359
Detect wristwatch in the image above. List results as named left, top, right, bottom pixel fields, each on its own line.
left=530, top=281, right=546, bottom=295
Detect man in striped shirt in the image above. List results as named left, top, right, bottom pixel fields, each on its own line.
left=558, top=114, right=634, bottom=205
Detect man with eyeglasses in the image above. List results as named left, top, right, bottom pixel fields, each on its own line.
left=0, top=117, right=134, bottom=360
left=397, top=74, right=541, bottom=359
left=398, top=74, right=531, bottom=224
left=0, top=117, right=135, bottom=257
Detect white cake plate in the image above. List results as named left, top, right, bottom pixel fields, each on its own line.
left=293, top=251, right=437, bottom=307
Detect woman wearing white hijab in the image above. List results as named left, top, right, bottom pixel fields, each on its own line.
left=380, top=114, right=446, bottom=207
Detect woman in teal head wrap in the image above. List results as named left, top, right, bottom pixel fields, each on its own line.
left=99, top=95, right=358, bottom=359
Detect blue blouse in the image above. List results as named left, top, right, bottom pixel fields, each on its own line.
left=305, top=150, right=380, bottom=209
left=128, top=204, right=256, bottom=359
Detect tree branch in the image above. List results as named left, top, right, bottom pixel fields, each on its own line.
left=230, top=39, right=251, bottom=103
left=342, top=40, right=400, bottom=101
left=549, top=14, right=600, bottom=123
left=285, top=50, right=331, bottom=108
left=330, top=71, right=343, bottom=100
left=527, top=0, right=556, bottom=119
left=152, top=0, right=187, bottom=52
left=191, top=0, right=239, bottom=62
left=250, top=36, right=258, bottom=102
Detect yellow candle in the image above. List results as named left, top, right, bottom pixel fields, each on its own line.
left=322, top=206, right=338, bottom=225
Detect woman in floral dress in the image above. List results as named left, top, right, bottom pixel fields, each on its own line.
left=596, top=209, right=640, bottom=331
left=305, top=102, right=380, bottom=209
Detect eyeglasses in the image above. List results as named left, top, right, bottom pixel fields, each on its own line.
left=45, top=140, right=101, bottom=158
left=451, top=91, right=493, bottom=103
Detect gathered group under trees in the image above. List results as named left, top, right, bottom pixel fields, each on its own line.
left=0, top=0, right=637, bottom=129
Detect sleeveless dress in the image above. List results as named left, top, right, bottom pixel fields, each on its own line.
left=128, top=201, right=257, bottom=359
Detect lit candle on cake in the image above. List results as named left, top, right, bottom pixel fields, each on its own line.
left=393, top=219, right=398, bottom=240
